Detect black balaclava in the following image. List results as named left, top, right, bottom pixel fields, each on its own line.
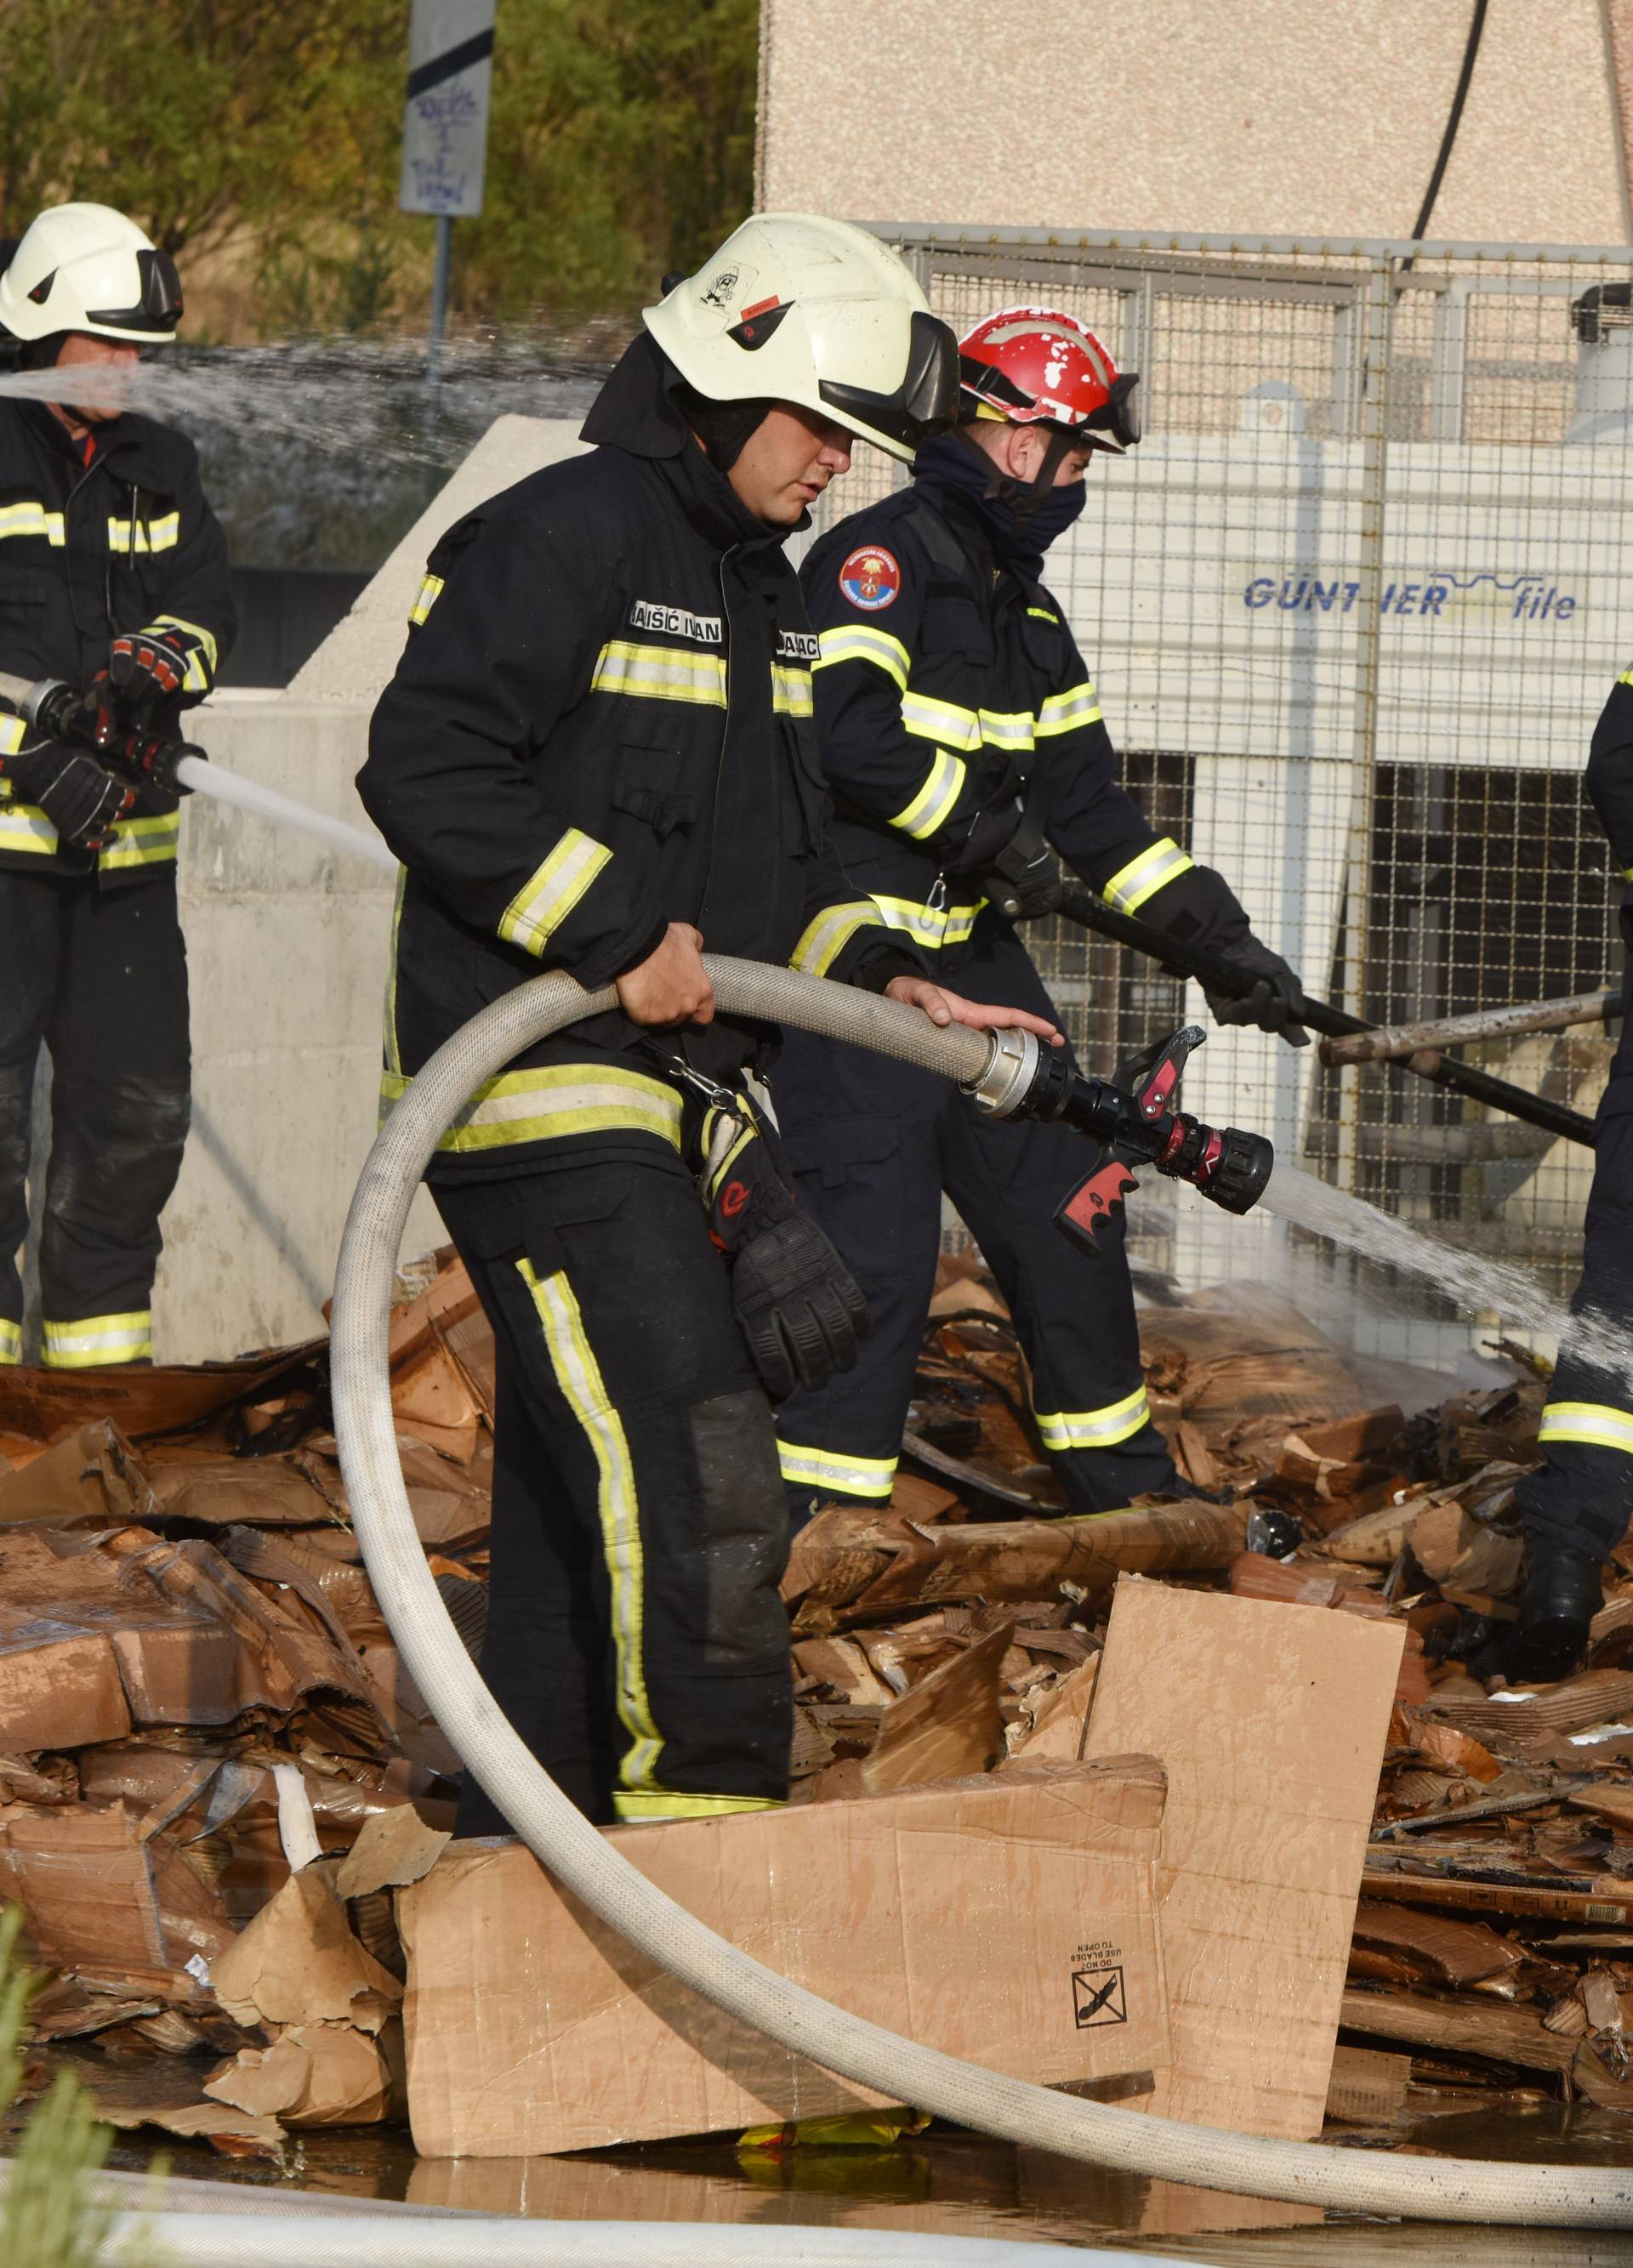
left=673, top=383, right=774, bottom=473
left=913, top=423, right=1090, bottom=577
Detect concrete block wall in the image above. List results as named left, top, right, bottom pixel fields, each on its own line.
left=134, top=412, right=588, bottom=1361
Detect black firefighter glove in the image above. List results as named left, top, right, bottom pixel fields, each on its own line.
left=1, top=740, right=134, bottom=850
left=700, top=1094, right=869, bottom=1402
left=102, top=628, right=190, bottom=716
left=1146, top=862, right=1310, bottom=1047
left=953, top=797, right=1061, bottom=919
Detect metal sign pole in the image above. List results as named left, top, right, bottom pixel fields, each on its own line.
left=429, top=213, right=453, bottom=384
left=399, top=0, right=495, bottom=378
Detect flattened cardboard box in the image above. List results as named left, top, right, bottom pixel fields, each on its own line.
left=399, top=1756, right=1170, bottom=2157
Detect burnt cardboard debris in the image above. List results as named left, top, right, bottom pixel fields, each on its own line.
left=0, top=1244, right=1624, bottom=2160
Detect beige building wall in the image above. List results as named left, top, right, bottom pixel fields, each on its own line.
left=759, top=0, right=1633, bottom=245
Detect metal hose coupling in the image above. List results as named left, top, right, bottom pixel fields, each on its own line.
left=964, top=1021, right=1275, bottom=1252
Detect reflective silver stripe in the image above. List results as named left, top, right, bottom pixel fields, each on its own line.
left=99, top=812, right=180, bottom=871
left=0, top=797, right=58, bottom=854
left=1034, top=1388, right=1152, bottom=1453
left=380, top=1064, right=683, bottom=1153
left=868, top=892, right=985, bottom=951
left=106, top=512, right=179, bottom=554
left=43, top=1310, right=153, bottom=1367
left=901, top=690, right=981, bottom=753
left=1037, top=680, right=1102, bottom=737
left=498, top=830, right=612, bottom=956
left=1101, top=837, right=1193, bottom=916
left=771, top=663, right=814, bottom=717
left=0, top=1318, right=19, bottom=1365
left=410, top=573, right=444, bottom=626
left=777, top=1438, right=896, bottom=1498
left=1538, top=1401, right=1633, bottom=1457
left=0, top=503, right=65, bottom=545
left=890, top=747, right=967, bottom=841
left=0, top=717, right=25, bottom=756
left=814, top=624, right=910, bottom=688
left=901, top=694, right=1035, bottom=756
left=789, top=899, right=882, bottom=979
left=591, top=640, right=726, bottom=706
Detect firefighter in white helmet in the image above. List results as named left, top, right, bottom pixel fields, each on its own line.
left=0, top=203, right=235, bottom=1373
left=358, top=214, right=1061, bottom=1827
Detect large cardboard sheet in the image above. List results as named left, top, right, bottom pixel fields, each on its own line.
left=401, top=1756, right=1171, bottom=2157
left=1084, top=1575, right=1403, bottom=2141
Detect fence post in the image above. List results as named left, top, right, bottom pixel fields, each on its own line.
left=1334, top=253, right=1394, bottom=1203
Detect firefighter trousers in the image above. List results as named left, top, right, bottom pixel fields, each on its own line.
left=1513, top=1020, right=1633, bottom=1564
left=0, top=867, right=190, bottom=1369
left=435, top=1146, right=794, bottom=1831
left=771, top=919, right=1180, bottom=1521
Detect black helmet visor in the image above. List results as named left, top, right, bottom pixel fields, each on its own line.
left=819, top=310, right=960, bottom=452
left=85, top=247, right=183, bottom=336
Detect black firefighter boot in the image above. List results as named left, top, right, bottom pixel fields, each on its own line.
left=1506, top=1544, right=1605, bottom=1685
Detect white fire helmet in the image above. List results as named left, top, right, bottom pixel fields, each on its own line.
left=0, top=203, right=182, bottom=347
left=644, top=213, right=959, bottom=463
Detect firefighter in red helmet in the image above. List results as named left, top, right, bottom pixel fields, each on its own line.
left=771, top=305, right=1308, bottom=1522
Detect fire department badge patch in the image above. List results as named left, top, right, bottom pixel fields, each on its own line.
left=839, top=544, right=901, bottom=611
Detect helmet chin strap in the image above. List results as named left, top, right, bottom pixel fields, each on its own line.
left=954, top=418, right=1078, bottom=520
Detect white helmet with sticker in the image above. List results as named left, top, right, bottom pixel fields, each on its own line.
left=644, top=213, right=958, bottom=464
left=0, top=203, right=182, bottom=347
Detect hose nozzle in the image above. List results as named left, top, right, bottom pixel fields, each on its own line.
left=965, top=1022, right=1274, bottom=1250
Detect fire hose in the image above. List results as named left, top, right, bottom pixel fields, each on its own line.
left=0, top=669, right=395, bottom=873
left=329, top=958, right=1633, bottom=2228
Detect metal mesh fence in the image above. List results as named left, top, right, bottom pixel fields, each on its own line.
left=799, top=226, right=1633, bottom=1356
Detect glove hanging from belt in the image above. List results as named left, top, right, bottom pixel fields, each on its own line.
left=697, top=1087, right=869, bottom=1403
left=0, top=738, right=134, bottom=850
left=1142, top=862, right=1309, bottom=1046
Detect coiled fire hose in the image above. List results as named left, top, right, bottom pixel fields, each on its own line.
left=330, top=960, right=1633, bottom=2230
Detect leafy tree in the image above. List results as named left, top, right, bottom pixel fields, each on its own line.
left=0, top=0, right=759, bottom=334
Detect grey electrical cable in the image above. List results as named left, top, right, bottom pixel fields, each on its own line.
left=330, top=957, right=1633, bottom=2229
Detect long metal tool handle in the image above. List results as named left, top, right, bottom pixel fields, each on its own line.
left=1052, top=884, right=1596, bottom=1149
left=1321, top=986, right=1619, bottom=1065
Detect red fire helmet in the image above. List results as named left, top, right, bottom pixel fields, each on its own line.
left=957, top=306, right=1141, bottom=452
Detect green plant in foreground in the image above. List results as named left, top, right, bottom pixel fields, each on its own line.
left=0, top=1904, right=164, bottom=2268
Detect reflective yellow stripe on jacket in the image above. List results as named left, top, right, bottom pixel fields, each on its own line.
left=0, top=765, right=57, bottom=855
left=0, top=503, right=65, bottom=546
left=99, top=812, right=180, bottom=873
left=0, top=1318, right=20, bottom=1366
left=890, top=747, right=967, bottom=842
left=106, top=512, right=179, bottom=554
left=789, top=900, right=881, bottom=980
left=1101, top=837, right=1193, bottom=917
left=591, top=640, right=726, bottom=707
left=868, top=892, right=985, bottom=953
left=1538, top=1401, right=1633, bottom=1457
left=379, top=1062, right=683, bottom=1153
left=410, top=573, right=444, bottom=626
left=497, top=830, right=611, bottom=956
left=1037, top=680, right=1103, bottom=736
left=900, top=691, right=1034, bottom=758
left=771, top=663, right=814, bottom=717
left=813, top=623, right=910, bottom=689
